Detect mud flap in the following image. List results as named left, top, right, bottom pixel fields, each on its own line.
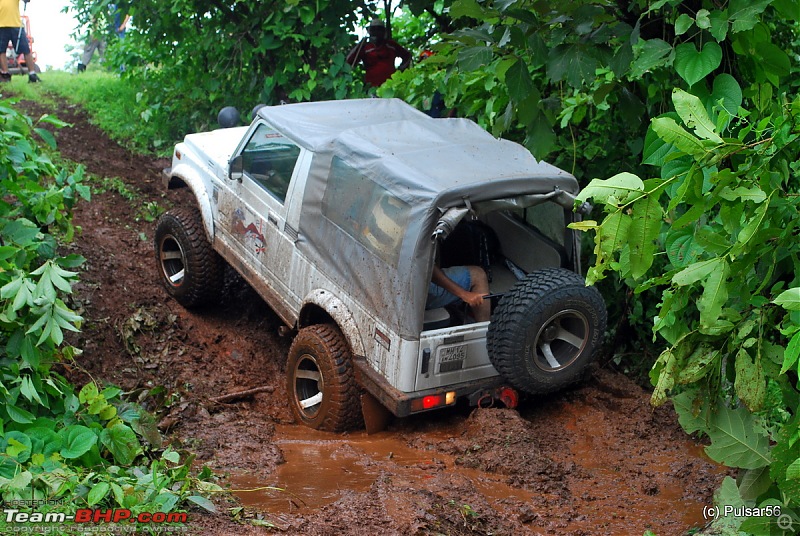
left=360, top=392, right=391, bottom=434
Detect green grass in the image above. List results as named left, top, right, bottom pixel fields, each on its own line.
left=3, top=69, right=174, bottom=156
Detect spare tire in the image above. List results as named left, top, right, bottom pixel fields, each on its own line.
left=487, top=268, right=606, bottom=395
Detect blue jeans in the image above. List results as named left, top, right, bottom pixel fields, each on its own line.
left=426, top=266, right=471, bottom=309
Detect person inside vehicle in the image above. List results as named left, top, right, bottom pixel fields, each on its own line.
left=428, top=265, right=490, bottom=322
left=346, top=17, right=412, bottom=88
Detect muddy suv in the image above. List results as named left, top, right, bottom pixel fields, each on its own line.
left=156, top=98, right=606, bottom=432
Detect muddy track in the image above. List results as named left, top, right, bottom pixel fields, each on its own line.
left=16, top=94, right=726, bottom=536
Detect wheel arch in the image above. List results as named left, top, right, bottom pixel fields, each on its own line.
left=165, top=164, right=215, bottom=242
left=299, top=290, right=366, bottom=358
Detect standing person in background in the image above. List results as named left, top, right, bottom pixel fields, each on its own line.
left=77, top=3, right=130, bottom=72
left=0, top=0, right=39, bottom=83
left=346, top=17, right=411, bottom=88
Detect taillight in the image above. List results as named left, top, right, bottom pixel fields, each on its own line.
left=410, top=391, right=456, bottom=412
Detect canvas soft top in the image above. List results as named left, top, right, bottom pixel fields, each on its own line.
left=258, top=98, right=579, bottom=207
left=258, top=98, right=579, bottom=340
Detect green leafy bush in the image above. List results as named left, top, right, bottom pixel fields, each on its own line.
left=560, top=2, right=800, bottom=530
left=0, top=100, right=218, bottom=525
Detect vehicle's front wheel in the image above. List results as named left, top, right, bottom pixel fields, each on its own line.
left=154, top=207, right=224, bottom=308
left=487, top=268, right=606, bottom=395
left=286, top=324, right=362, bottom=432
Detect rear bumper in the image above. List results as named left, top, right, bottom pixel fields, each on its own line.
left=353, top=356, right=502, bottom=417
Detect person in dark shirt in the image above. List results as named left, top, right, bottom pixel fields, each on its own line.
left=346, top=18, right=412, bottom=88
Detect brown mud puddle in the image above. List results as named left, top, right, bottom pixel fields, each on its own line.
left=228, top=396, right=723, bottom=535
left=229, top=424, right=536, bottom=514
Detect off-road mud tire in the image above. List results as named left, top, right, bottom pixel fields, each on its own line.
left=154, top=207, right=225, bottom=308
left=487, top=268, right=606, bottom=395
left=286, top=324, right=363, bottom=432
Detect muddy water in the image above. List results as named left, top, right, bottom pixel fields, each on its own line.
left=528, top=402, right=714, bottom=534
left=229, top=411, right=717, bottom=533
left=229, top=423, right=535, bottom=514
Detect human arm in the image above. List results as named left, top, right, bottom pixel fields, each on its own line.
left=431, top=266, right=486, bottom=309
left=346, top=38, right=366, bottom=67
left=395, top=42, right=413, bottom=70
left=119, top=14, right=131, bottom=32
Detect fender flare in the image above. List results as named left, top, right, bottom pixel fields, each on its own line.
left=300, top=289, right=366, bottom=358
left=167, top=163, right=215, bottom=241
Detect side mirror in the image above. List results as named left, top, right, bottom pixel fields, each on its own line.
left=229, top=154, right=244, bottom=182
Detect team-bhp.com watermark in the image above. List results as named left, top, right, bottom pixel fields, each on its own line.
left=3, top=501, right=188, bottom=533
left=703, top=504, right=794, bottom=530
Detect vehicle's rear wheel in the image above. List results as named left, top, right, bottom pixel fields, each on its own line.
left=286, top=324, right=362, bottom=432
left=487, top=268, right=606, bottom=394
left=154, top=207, right=224, bottom=308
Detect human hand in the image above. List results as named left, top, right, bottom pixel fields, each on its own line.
left=460, top=290, right=487, bottom=309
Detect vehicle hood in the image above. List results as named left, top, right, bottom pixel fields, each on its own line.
left=183, top=126, right=249, bottom=168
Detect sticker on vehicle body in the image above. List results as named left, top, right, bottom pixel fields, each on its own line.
left=232, top=208, right=267, bottom=255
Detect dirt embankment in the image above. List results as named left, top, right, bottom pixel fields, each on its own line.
left=17, top=95, right=726, bottom=536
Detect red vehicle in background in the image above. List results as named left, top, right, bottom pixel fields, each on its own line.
left=5, top=15, right=39, bottom=74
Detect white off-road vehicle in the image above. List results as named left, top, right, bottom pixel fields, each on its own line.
left=156, top=99, right=606, bottom=432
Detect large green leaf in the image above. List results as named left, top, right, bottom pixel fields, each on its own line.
left=546, top=43, right=597, bottom=88
left=665, top=229, right=705, bottom=268
left=755, top=42, right=791, bottom=82
left=450, top=0, right=494, bottom=20
left=6, top=404, right=35, bottom=424
left=738, top=467, right=772, bottom=501
left=734, top=349, right=765, bottom=411
left=774, top=288, right=800, bottom=311
left=187, top=495, right=218, bottom=513
left=678, top=346, right=719, bottom=384
left=629, top=195, right=663, bottom=278
left=26, top=427, right=62, bottom=457
left=642, top=125, right=676, bottom=166
left=698, top=258, right=729, bottom=329
left=457, top=46, right=493, bottom=72
left=711, top=477, right=748, bottom=532
left=735, top=198, right=769, bottom=249
left=88, top=482, right=110, bottom=506
left=729, top=0, right=773, bottom=33
left=773, top=0, right=800, bottom=20
left=672, top=89, right=723, bottom=143
left=651, top=117, right=705, bottom=157
left=630, top=38, right=673, bottom=78
left=586, top=210, right=632, bottom=285
left=708, top=10, right=730, bottom=41
left=711, top=74, right=743, bottom=116
left=779, top=332, right=800, bottom=374
left=674, top=42, right=722, bottom=87
left=705, top=405, right=771, bottom=469
left=674, top=13, right=694, bottom=36
left=100, top=423, right=142, bottom=465
left=503, top=58, right=533, bottom=103
left=672, top=257, right=723, bottom=286
left=4, top=431, right=32, bottom=462
left=574, top=172, right=644, bottom=206
left=770, top=421, right=800, bottom=504
left=59, top=425, right=97, bottom=459
left=718, top=185, right=766, bottom=203
left=651, top=347, right=678, bottom=406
